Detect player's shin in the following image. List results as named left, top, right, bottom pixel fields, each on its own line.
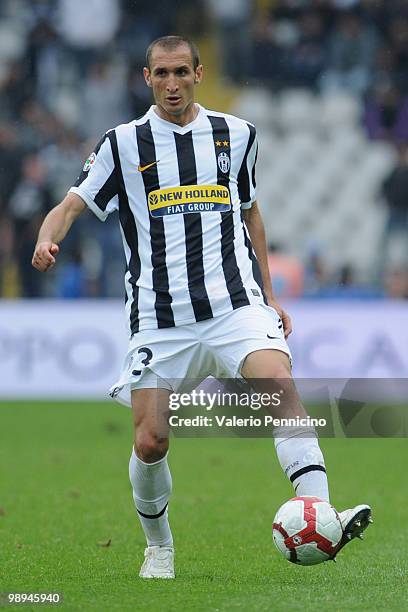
left=129, top=448, right=173, bottom=547
left=273, top=426, right=330, bottom=502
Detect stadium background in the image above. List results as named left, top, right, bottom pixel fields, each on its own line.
left=1, top=2, right=408, bottom=610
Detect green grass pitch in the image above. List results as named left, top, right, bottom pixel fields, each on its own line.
left=0, top=401, right=407, bottom=611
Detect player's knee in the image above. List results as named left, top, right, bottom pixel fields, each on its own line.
left=135, top=431, right=169, bottom=462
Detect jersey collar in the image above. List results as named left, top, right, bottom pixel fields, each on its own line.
left=148, top=103, right=206, bottom=133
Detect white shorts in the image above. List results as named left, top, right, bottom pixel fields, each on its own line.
left=109, top=303, right=292, bottom=406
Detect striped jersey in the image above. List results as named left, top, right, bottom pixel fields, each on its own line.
left=69, top=104, right=265, bottom=335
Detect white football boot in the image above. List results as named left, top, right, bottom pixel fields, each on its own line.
left=139, top=546, right=175, bottom=579
left=331, top=504, right=372, bottom=560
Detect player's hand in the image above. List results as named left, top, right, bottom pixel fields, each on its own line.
left=32, top=241, right=60, bottom=272
left=268, top=300, right=292, bottom=339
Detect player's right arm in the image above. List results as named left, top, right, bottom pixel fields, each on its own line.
left=32, top=192, right=86, bottom=272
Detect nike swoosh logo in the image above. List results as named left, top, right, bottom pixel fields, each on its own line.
left=137, top=161, right=159, bottom=172
left=267, top=334, right=279, bottom=340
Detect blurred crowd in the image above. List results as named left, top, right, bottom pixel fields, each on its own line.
left=251, top=0, right=408, bottom=143
left=0, top=0, right=408, bottom=299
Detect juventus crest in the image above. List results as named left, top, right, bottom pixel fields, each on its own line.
left=217, top=151, right=230, bottom=174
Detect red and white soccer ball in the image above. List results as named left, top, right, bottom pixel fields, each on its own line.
left=272, top=496, right=343, bottom=565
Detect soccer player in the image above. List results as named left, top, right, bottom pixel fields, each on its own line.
left=32, top=36, right=372, bottom=578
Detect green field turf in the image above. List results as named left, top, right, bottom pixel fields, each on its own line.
left=0, top=401, right=407, bottom=611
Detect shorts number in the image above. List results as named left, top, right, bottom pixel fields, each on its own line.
left=132, top=347, right=153, bottom=376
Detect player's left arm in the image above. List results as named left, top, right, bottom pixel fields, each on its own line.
left=243, top=201, right=292, bottom=338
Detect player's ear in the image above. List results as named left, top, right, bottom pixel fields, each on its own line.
left=194, top=64, right=203, bottom=85
left=143, top=67, right=152, bottom=87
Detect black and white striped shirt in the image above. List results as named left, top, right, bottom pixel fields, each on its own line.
left=69, top=104, right=264, bottom=334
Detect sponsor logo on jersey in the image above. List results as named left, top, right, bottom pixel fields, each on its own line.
left=217, top=151, right=230, bottom=173
left=147, top=184, right=232, bottom=217
left=83, top=152, right=96, bottom=172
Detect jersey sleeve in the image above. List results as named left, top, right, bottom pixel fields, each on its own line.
left=69, top=133, right=119, bottom=221
left=237, top=124, right=258, bottom=210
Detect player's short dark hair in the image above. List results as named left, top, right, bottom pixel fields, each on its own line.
left=146, top=36, right=200, bottom=70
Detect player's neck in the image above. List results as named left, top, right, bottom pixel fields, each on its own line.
left=153, top=102, right=199, bottom=127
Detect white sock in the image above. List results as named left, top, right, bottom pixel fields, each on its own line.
left=129, top=448, right=173, bottom=547
left=274, top=427, right=330, bottom=502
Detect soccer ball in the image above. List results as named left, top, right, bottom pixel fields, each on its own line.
left=272, top=496, right=343, bottom=565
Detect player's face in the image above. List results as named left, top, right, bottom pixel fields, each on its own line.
left=144, top=44, right=203, bottom=124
